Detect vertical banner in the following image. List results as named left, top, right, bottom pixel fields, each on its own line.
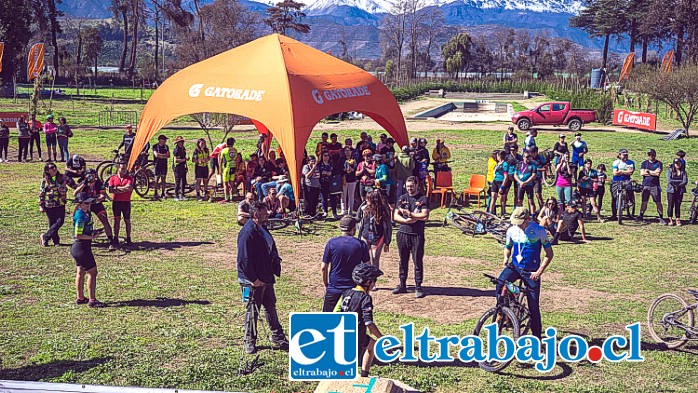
left=27, top=43, right=45, bottom=81
left=0, top=42, right=4, bottom=73
left=619, top=52, right=635, bottom=82
left=661, top=50, right=674, bottom=76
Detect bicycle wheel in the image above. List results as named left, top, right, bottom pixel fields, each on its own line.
left=516, top=292, right=530, bottom=336
left=267, top=218, right=291, bottom=231
left=690, top=196, right=698, bottom=224
left=451, top=215, right=479, bottom=236
left=133, top=169, right=151, bottom=198
left=99, top=163, right=118, bottom=184
left=94, top=160, right=110, bottom=178
left=647, top=293, right=695, bottom=349
left=544, top=168, right=556, bottom=187
left=474, top=306, right=520, bottom=372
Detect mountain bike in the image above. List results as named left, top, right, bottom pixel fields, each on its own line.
left=689, top=187, right=698, bottom=225
left=474, top=271, right=530, bottom=372
left=647, top=290, right=698, bottom=349
left=101, top=155, right=154, bottom=199
left=612, top=180, right=639, bottom=225
left=443, top=201, right=510, bottom=244
left=266, top=211, right=323, bottom=235
left=537, top=149, right=557, bottom=187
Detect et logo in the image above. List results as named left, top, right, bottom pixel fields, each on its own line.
left=289, top=312, right=358, bottom=381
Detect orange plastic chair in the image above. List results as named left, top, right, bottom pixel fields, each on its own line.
left=462, top=174, right=487, bottom=207
left=430, top=171, right=455, bottom=208
left=424, top=174, right=433, bottom=199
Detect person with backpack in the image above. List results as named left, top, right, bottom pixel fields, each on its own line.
left=39, top=162, right=77, bottom=246
left=334, top=263, right=385, bottom=378
left=321, top=216, right=370, bottom=312
left=172, top=136, right=188, bottom=201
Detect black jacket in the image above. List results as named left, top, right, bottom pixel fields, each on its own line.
left=237, top=219, right=281, bottom=284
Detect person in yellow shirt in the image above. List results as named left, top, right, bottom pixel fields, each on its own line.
left=315, top=132, right=329, bottom=158
left=431, top=138, right=451, bottom=172
left=219, top=138, right=238, bottom=203
left=486, top=149, right=499, bottom=212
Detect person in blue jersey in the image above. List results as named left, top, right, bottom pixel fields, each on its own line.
left=577, top=158, right=604, bottom=222
left=570, top=132, right=588, bottom=182
left=71, top=193, right=106, bottom=308
left=514, top=152, right=538, bottom=213
left=610, top=149, right=635, bottom=220
left=488, top=150, right=512, bottom=217
left=497, top=207, right=554, bottom=339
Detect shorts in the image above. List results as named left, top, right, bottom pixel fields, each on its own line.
left=517, top=183, right=534, bottom=200
left=358, top=332, right=371, bottom=359
left=532, top=179, right=543, bottom=194
left=489, top=180, right=502, bottom=194
left=195, top=166, right=209, bottom=179
left=45, top=133, right=57, bottom=147
left=388, top=184, right=397, bottom=204
left=91, top=202, right=106, bottom=215
left=210, top=157, right=219, bottom=171
left=222, top=167, right=234, bottom=183
left=154, top=162, right=168, bottom=177
left=642, top=186, right=662, bottom=203
left=558, top=228, right=577, bottom=241
left=71, top=241, right=96, bottom=270
left=579, top=188, right=596, bottom=198
left=112, top=201, right=131, bottom=220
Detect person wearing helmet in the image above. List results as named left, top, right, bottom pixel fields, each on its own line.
left=43, top=114, right=58, bottom=158
left=65, top=154, right=87, bottom=181
left=610, top=149, right=635, bottom=220
left=71, top=192, right=106, bottom=308
left=334, top=263, right=385, bottom=378
left=74, top=169, right=115, bottom=251
left=321, top=216, right=370, bottom=311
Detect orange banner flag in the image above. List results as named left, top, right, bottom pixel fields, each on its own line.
left=27, top=43, right=45, bottom=81
left=661, top=50, right=674, bottom=75
left=619, top=52, right=635, bottom=82
left=0, top=42, right=4, bottom=73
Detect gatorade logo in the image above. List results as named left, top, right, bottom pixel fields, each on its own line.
left=188, top=83, right=265, bottom=101
left=311, top=86, right=372, bottom=105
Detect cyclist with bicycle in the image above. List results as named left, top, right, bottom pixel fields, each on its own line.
left=610, top=149, right=635, bottom=220
left=499, top=207, right=554, bottom=339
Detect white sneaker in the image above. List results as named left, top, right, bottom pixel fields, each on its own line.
left=181, top=196, right=187, bottom=201
left=174, top=197, right=181, bottom=201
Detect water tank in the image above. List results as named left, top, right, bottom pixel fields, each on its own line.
left=590, top=68, right=604, bottom=89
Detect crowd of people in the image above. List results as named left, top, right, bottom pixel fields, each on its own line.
left=0, top=114, right=73, bottom=163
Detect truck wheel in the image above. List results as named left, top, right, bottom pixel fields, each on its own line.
left=568, top=119, right=582, bottom=131
left=517, top=118, right=531, bottom=131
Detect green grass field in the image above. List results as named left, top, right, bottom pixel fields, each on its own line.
left=1, top=124, right=697, bottom=393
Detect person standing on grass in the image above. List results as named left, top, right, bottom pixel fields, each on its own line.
left=118, top=125, right=136, bottom=159
left=192, top=138, right=209, bottom=201
left=555, top=155, right=574, bottom=209
left=595, top=164, right=608, bottom=213
left=358, top=190, right=392, bottom=268
left=341, top=147, right=358, bottom=216
left=514, top=152, right=538, bottom=213
left=638, top=149, right=666, bottom=224
left=29, top=113, right=43, bottom=161
left=553, top=134, right=569, bottom=165
left=74, top=169, right=115, bottom=251
left=499, top=207, right=554, bottom=339
left=611, top=149, right=635, bottom=220
left=524, top=129, right=537, bottom=153
left=152, top=135, right=170, bottom=200
left=486, top=149, right=498, bottom=211
left=302, top=155, right=321, bottom=217
left=172, top=136, right=188, bottom=201
left=56, top=117, right=73, bottom=162
left=71, top=192, right=106, bottom=308
left=219, top=137, right=238, bottom=203
left=39, top=162, right=77, bottom=246
left=529, top=147, right=547, bottom=213
left=666, top=158, right=688, bottom=226
left=577, top=159, right=604, bottom=222
left=237, top=201, right=288, bottom=355
left=395, top=146, right=415, bottom=202
left=489, top=151, right=511, bottom=217
left=393, top=176, right=429, bottom=299
left=108, top=162, right=133, bottom=247
left=0, top=121, right=9, bottom=162
left=43, top=115, right=59, bottom=162
left=17, top=115, right=31, bottom=162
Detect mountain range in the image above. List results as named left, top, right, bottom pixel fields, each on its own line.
left=57, top=0, right=623, bottom=60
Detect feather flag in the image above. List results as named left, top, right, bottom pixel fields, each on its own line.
left=619, top=52, right=635, bottom=82
left=0, top=42, right=5, bottom=73
left=27, top=43, right=45, bottom=81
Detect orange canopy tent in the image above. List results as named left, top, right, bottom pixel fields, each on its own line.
left=128, top=34, right=408, bottom=203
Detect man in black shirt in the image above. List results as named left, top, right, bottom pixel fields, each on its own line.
left=392, top=176, right=430, bottom=298
left=552, top=202, right=589, bottom=244
left=253, top=155, right=276, bottom=200
left=638, top=149, right=666, bottom=224
left=151, top=135, right=170, bottom=199
left=118, top=125, right=136, bottom=159
left=237, top=202, right=287, bottom=354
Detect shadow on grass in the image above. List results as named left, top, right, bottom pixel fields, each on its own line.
left=0, top=357, right=112, bottom=380
left=128, top=241, right=214, bottom=251
left=420, top=286, right=495, bottom=297
left=507, top=362, right=574, bottom=381
left=107, top=297, right=211, bottom=308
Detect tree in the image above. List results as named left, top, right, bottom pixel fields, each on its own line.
left=628, top=63, right=698, bottom=135
left=0, top=0, right=34, bottom=84
left=111, top=0, right=130, bottom=73
left=421, top=8, right=444, bottom=77
left=82, top=26, right=103, bottom=78
left=442, top=33, right=472, bottom=78
left=405, top=0, right=427, bottom=79
left=45, top=0, right=63, bottom=77
left=264, top=1, right=310, bottom=36
left=571, top=0, right=627, bottom=84
left=380, top=0, right=408, bottom=84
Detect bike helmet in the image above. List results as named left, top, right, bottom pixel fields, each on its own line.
left=352, top=264, right=384, bottom=286
left=85, top=168, right=97, bottom=176
left=72, top=154, right=82, bottom=162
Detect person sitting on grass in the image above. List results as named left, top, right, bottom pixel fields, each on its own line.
left=552, top=201, right=590, bottom=244
left=276, top=175, right=296, bottom=213
left=334, top=263, right=385, bottom=378
left=537, top=197, right=559, bottom=235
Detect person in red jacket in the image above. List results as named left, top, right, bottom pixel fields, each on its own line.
left=108, top=162, right=134, bottom=248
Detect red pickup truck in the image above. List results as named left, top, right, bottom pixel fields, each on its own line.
left=512, top=102, right=597, bottom=132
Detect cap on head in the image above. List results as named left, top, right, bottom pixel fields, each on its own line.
left=380, top=133, right=387, bottom=138
left=72, top=154, right=81, bottom=162
left=46, top=115, right=54, bottom=121
left=352, top=263, right=384, bottom=286
left=619, top=148, right=629, bottom=156
left=158, top=135, right=168, bottom=141
left=372, top=154, right=383, bottom=161
left=510, top=207, right=530, bottom=225
left=174, top=136, right=185, bottom=143
left=567, top=201, right=578, bottom=209
left=575, top=132, right=582, bottom=137
left=559, top=133, right=566, bottom=138
left=126, top=124, right=133, bottom=129
left=277, top=175, right=289, bottom=183
left=402, top=145, right=410, bottom=152
left=410, top=137, right=418, bottom=143
left=339, top=216, right=357, bottom=232
left=647, top=149, right=656, bottom=156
